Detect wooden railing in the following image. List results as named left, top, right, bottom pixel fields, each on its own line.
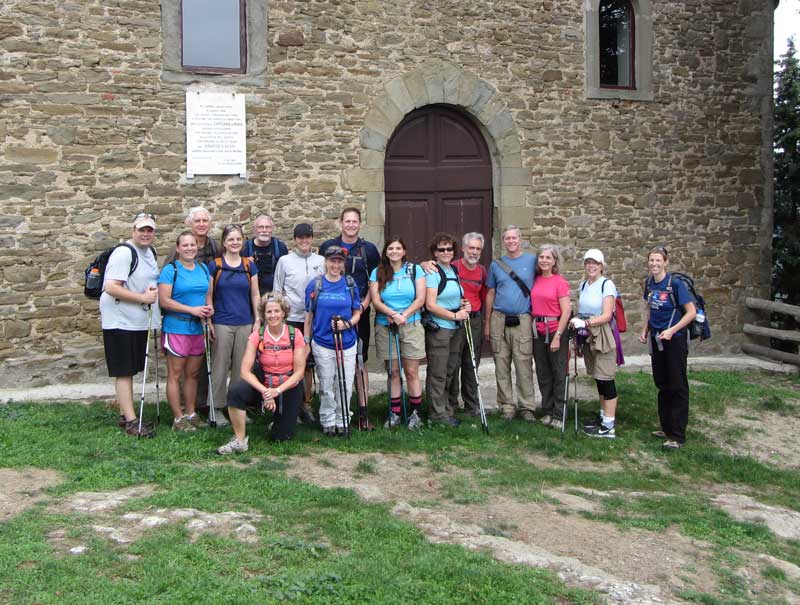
left=742, top=297, right=800, bottom=365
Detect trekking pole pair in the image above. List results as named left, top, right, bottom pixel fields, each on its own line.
left=463, top=317, right=489, bottom=435
left=560, top=328, right=579, bottom=439
left=137, top=305, right=161, bottom=438
left=385, top=323, right=409, bottom=427
left=355, top=335, right=373, bottom=431
left=203, top=321, right=217, bottom=428
left=332, top=315, right=350, bottom=438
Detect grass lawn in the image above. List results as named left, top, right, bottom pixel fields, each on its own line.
left=1, top=370, right=799, bottom=604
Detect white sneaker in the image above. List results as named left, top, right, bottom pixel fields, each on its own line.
left=383, top=412, right=401, bottom=429
left=216, top=436, right=249, bottom=455
left=407, top=410, right=422, bottom=431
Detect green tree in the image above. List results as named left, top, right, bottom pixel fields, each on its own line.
left=773, top=37, right=800, bottom=350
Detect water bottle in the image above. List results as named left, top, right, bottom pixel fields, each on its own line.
left=86, top=267, right=102, bottom=291
left=695, top=310, right=705, bottom=326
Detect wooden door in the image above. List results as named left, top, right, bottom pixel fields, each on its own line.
left=384, top=105, right=493, bottom=264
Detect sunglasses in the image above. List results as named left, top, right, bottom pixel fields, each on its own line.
left=134, top=212, right=156, bottom=221
left=436, top=246, right=454, bottom=253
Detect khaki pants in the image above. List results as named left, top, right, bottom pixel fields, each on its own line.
left=210, top=323, right=251, bottom=412
left=489, top=311, right=536, bottom=414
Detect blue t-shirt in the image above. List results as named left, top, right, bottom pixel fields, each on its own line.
left=208, top=258, right=258, bottom=326
left=487, top=253, right=537, bottom=315
left=426, top=264, right=464, bottom=330
left=644, top=273, right=692, bottom=334
left=578, top=277, right=618, bottom=317
left=305, top=276, right=361, bottom=350
left=158, top=261, right=210, bottom=335
left=370, top=263, right=425, bottom=326
left=318, top=237, right=380, bottom=303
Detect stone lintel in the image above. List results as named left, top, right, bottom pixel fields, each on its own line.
left=499, top=186, right=528, bottom=207
left=500, top=167, right=532, bottom=187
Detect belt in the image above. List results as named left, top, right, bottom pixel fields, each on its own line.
left=533, top=316, right=560, bottom=323
left=469, top=311, right=481, bottom=318
left=532, top=316, right=562, bottom=344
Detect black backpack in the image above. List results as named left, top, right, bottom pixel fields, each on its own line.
left=84, top=243, right=157, bottom=299
left=645, top=272, right=711, bottom=341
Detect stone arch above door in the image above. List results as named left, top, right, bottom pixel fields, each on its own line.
left=342, top=59, right=530, bottom=252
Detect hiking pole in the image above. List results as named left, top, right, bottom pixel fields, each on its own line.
left=561, top=329, right=573, bottom=440
left=464, top=317, right=489, bottom=435
left=392, top=326, right=409, bottom=425
left=203, top=321, right=217, bottom=428
left=573, top=331, right=579, bottom=435
left=138, top=306, right=153, bottom=438
left=386, top=323, right=394, bottom=426
left=153, top=325, right=161, bottom=428
left=355, top=334, right=372, bottom=431
left=332, top=317, right=350, bottom=437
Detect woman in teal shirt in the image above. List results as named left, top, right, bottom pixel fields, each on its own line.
left=424, top=233, right=471, bottom=427
left=369, top=237, right=426, bottom=429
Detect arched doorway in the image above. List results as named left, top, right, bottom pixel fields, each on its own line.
left=384, top=105, right=493, bottom=263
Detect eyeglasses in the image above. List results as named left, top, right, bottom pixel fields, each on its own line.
left=436, top=247, right=454, bottom=253
left=134, top=212, right=156, bottom=221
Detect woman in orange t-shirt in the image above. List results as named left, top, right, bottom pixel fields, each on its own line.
left=217, top=294, right=305, bottom=454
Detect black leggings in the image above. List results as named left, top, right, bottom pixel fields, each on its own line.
left=226, top=381, right=303, bottom=442
left=650, top=331, right=689, bottom=443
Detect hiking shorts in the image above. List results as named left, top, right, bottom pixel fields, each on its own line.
left=103, top=329, right=148, bottom=377
left=161, top=332, right=205, bottom=358
left=374, top=321, right=425, bottom=361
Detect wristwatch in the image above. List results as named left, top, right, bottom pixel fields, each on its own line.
left=304, top=336, right=311, bottom=344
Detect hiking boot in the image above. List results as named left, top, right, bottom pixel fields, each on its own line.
left=520, top=410, right=537, bottom=423
left=435, top=416, right=461, bottom=428
left=172, top=416, right=197, bottom=432
left=501, top=409, right=516, bottom=421
left=662, top=439, right=684, bottom=450
left=651, top=430, right=667, bottom=439
left=123, top=418, right=155, bottom=439
left=407, top=410, right=422, bottom=431
left=540, top=414, right=553, bottom=427
left=299, top=404, right=316, bottom=425
left=216, top=436, right=249, bottom=455
left=584, top=424, right=616, bottom=439
left=582, top=413, right=603, bottom=430
left=383, top=412, right=401, bottom=429
left=322, top=426, right=337, bottom=437
left=358, top=409, right=374, bottom=431
left=185, top=413, right=208, bottom=429
left=550, top=417, right=564, bottom=430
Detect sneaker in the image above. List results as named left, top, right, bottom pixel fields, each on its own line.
left=662, top=439, right=684, bottom=450
left=501, top=409, right=517, bottom=421
left=172, top=416, right=197, bottom=432
left=216, top=436, right=249, bottom=454
left=540, top=414, right=553, bottom=427
left=435, top=416, right=461, bottom=428
left=335, top=426, right=349, bottom=438
left=299, top=404, right=316, bottom=425
left=123, top=418, right=155, bottom=438
left=550, top=418, right=564, bottom=430
left=583, top=413, right=603, bottom=430
left=383, top=412, right=401, bottom=429
left=584, top=423, right=616, bottom=439
left=651, top=430, right=667, bottom=439
left=407, top=410, right=422, bottom=431
left=358, top=409, right=374, bottom=431
left=185, top=413, right=208, bottom=429
left=520, top=410, right=537, bottom=423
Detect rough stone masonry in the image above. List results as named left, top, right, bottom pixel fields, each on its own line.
left=0, top=0, right=775, bottom=387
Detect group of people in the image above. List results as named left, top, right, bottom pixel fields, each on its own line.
left=100, top=209, right=696, bottom=453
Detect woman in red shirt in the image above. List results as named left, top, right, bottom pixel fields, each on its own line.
left=530, top=245, right=571, bottom=428
left=217, top=294, right=305, bottom=453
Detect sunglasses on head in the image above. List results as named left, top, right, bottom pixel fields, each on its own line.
left=134, top=212, right=156, bottom=221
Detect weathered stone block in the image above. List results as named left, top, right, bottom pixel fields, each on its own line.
left=4, top=147, right=58, bottom=164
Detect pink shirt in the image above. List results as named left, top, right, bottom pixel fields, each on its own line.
left=248, top=325, right=305, bottom=386
left=530, top=274, right=570, bottom=335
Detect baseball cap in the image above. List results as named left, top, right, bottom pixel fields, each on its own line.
left=324, top=245, right=347, bottom=260
left=133, top=212, right=156, bottom=230
left=293, top=223, right=313, bottom=238
left=583, top=249, right=605, bottom=265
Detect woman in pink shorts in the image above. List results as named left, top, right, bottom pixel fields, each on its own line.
left=157, top=231, right=214, bottom=431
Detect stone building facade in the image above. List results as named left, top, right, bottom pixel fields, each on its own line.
left=0, top=0, right=776, bottom=388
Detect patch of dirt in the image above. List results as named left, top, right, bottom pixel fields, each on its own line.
left=703, top=404, right=800, bottom=469
left=0, top=468, right=63, bottom=521
left=284, top=452, right=716, bottom=605
left=712, top=494, right=800, bottom=541
left=46, top=485, right=265, bottom=555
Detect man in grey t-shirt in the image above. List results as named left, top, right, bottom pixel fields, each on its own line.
left=100, top=212, right=161, bottom=437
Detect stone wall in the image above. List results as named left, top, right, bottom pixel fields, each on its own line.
left=0, top=0, right=775, bottom=388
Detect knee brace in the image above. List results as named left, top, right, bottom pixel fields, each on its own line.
left=595, top=379, right=617, bottom=399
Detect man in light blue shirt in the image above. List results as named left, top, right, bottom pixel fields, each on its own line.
left=483, top=226, right=538, bottom=420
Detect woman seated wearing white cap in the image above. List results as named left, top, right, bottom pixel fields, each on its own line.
left=570, top=249, right=619, bottom=439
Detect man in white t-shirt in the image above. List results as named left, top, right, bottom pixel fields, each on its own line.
left=100, top=212, right=162, bottom=437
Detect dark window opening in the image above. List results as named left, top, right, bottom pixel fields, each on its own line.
left=599, top=0, right=634, bottom=88
left=181, top=0, right=247, bottom=74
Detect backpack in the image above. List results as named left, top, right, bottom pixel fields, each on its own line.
left=581, top=277, right=627, bottom=333
left=212, top=256, right=252, bottom=293
left=170, top=259, right=210, bottom=285
left=308, top=274, right=358, bottom=314
left=254, top=324, right=296, bottom=381
left=645, top=272, right=711, bottom=341
left=436, top=263, right=461, bottom=296
left=83, top=243, right=157, bottom=300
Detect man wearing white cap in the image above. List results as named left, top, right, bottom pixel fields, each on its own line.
left=100, top=212, right=162, bottom=438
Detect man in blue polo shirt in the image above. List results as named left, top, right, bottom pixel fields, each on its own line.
left=483, top=225, right=538, bottom=421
